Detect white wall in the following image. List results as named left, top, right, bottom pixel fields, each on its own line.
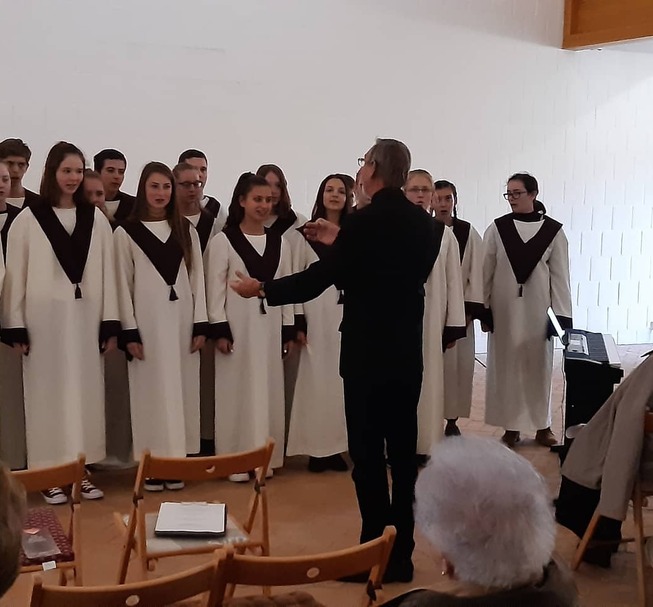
left=2, top=0, right=653, bottom=344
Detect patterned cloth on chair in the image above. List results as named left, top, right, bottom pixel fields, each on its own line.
left=20, top=507, right=74, bottom=567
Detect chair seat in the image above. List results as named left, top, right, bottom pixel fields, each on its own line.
left=122, top=512, right=250, bottom=556
left=225, top=591, right=325, bottom=607
left=21, top=507, right=74, bottom=566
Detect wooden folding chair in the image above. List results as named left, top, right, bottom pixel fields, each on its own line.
left=13, top=454, right=86, bottom=586
left=29, top=555, right=221, bottom=607
left=116, top=439, right=274, bottom=585
left=214, top=526, right=396, bottom=607
left=572, top=411, right=653, bottom=606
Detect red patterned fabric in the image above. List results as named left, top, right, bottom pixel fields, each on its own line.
left=20, top=507, right=75, bottom=566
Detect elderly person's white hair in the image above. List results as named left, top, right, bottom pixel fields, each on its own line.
left=415, top=437, right=555, bottom=589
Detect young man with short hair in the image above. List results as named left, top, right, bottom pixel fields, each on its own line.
left=93, top=149, right=135, bottom=223
left=0, top=138, right=39, bottom=209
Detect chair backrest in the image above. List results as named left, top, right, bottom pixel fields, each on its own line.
left=30, top=558, right=221, bottom=607
left=13, top=455, right=86, bottom=503
left=644, top=412, right=653, bottom=434
left=134, top=440, right=275, bottom=499
left=214, top=526, right=396, bottom=601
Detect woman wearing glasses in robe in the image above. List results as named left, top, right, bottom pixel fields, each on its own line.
left=482, top=173, right=572, bottom=449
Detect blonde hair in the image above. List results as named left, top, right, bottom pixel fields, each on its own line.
left=405, top=169, right=434, bottom=188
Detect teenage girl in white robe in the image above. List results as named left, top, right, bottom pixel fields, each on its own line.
left=287, top=174, right=352, bottom=472
left=256, top=165, right=307, bottom=439
left=114, top=162, right=207, bottom=491
left=2, top=142, right=119, bottom=503
left=432, top=180, right=484, bottom=437
left=483, top=173, right=572, bottom=449
left=403, top=170, right=466, bottom=458
left=205, top=173, right=295, bottom=480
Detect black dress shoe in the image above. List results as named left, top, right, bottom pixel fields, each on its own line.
left=325, top=453, right=349, bottom=471
left=338, top=571, right=369, bottom=583
left=384, top=559, right=414, bottom=583
left=308, top=456, right=329, bottom=473
left=416, top=454, right=429, bottom=467
left=444, top=419, right=461, bottom=437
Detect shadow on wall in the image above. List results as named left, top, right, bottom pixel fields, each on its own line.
left=355, top=0, right=565, bottom=48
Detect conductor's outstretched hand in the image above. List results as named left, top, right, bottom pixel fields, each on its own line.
left=303, top=219, right=340, bottom=245
left=230, top=271, right=261, bottom=298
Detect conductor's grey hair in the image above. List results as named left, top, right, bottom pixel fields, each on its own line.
left=415, top=437, right=555, bottom=589
left=368, top=138, right=411, bottom=189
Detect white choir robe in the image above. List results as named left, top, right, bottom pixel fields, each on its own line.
left=483, top=218, right=572, bottom=431
left=200, top=195, right=228, bottom=232
left=114, top=222, right=208, bottom=458
left=186, top=211, right=224, bottom=443
left=2, top=207, right=119, bottom=469
left=205, top=231, right=294, bottom=470
left=417, top=227, right=466, bottom=454
left=443, top=223, right=484, bottom=420
left=286, top=236, right=347, bottom=458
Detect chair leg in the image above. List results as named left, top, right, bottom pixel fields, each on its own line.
left=633, top=485, right=647, bottom=606
left=571, top=509, right=602, bottom=571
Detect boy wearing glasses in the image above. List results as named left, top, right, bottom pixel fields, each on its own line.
left=482, top=173, right=572, bottom=449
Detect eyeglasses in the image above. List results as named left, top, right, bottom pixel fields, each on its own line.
left=178, top=181, right=204, bottom=190
left=358, top=157, right=375, bottom=168
left=406, top=187, right=433, bottom=195
left=503, top=190, right=527, bottom=200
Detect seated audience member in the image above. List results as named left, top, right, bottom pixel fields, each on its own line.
left=556, top=351, right=653, bottom=567
left=0, top=463, right=26, bottom=598
left=383, top=437, right=578, bottom=606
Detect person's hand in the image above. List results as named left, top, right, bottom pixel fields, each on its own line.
left=304, top=219, right=340, bottom=245
left=446, top=341, right=456, bottom=349
left=465, top=314, right=472, bottom=326
left=13, top=343, right=29, bottom=356
left=216, top=338, right=233, bottom=354
left=102, top=336, right=118, bottom=353
left=282, top=341, right=294, bottom=359
left=127, top=342, right=144, bottom=360
left=230, top=271, right=262, bottom=299
left=191, top=335, right=206, bottom=353
left=296, top=331, right=307, bottom=347
left=481, top=322, right=491, bottom=333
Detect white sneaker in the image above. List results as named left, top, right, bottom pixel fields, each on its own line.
left=228, top=473, right=250, bottom=483
left=42, top=487, right=67, bottom=505
left=164, top=480, right=185, bottom=491
left=80, top=479, right=104, bottom=500
left=265, top=468, right=274, bottom=479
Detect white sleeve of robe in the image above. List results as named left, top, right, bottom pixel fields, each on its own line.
left=279, top=240, right=295, bottom=330
left=215, top=204, right=228, bottom=233
left=548, top=229, right=573, bottom=319
left=482, top=223, right=498, bottom=310
left=1, top=212, right=29, bottom=332
left=443, top=229, right=466, bottom=332
left=205, top=232, right=229, bottom=327
left=97, top=211, right=120, bottom=323
left=188, top=228, right=208, bottom=325
left=114, top=226, right=138, bottom=332
left=463, top=226, right=484, bottom=307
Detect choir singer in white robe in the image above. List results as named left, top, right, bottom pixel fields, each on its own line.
left=114, top=162, right=208, bottom=492
left=2, top=142, right=120, bottom=503
left=483, top=173, right=572, bottom=449
left=0, top=160, right=26, bottom=470
left=433, top=180, right=484, bottom=437
left=205, top=173, right=295, bottom=480
left=287, top=174, right=352, bottom=473
left=174, top=162, right=223, bottom=456
left=403, top=170, right=466, bottom=459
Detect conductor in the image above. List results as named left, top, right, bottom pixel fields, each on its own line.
left=231, top=139, right=441, bottom=582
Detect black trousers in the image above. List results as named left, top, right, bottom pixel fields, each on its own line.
left=343, top=374, right=421, bottom=564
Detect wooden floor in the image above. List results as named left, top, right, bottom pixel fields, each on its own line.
left=4, top=345, right=652, bottom=606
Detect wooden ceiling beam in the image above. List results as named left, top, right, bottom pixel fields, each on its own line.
left=563, top=0, right=653, bottom=49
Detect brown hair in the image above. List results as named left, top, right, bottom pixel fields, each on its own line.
left=225, top=173, right=271, bottom=228
left=129, top=162, right=194, bottom=271
left=310, top=174, right=353, bottom=224
left=0, top=138, right=32, bottom=163
left=255, top=164, right=292, bottom=218
left=406, top=169, right=434, bottom=187
left=0, top=465, right=26, bottom=598
left=172, top=162, right=199, bottom=180
left=39, top=142, right=88, bottom=207
left=83, top=168, right=102, bottom=181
